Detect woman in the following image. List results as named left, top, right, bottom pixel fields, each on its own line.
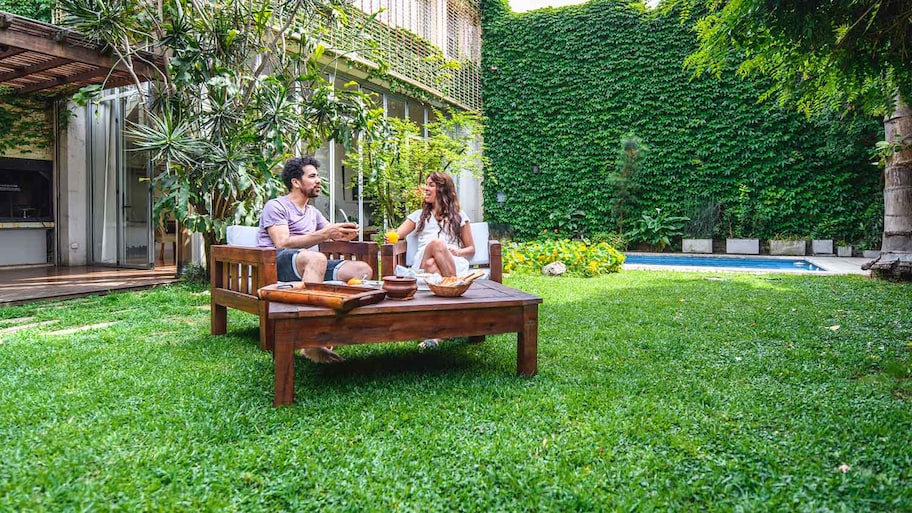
left=388, top=172, right=475, bottom=277
left=387, top=172, right=476, bottom=350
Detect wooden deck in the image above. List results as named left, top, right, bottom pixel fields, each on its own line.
left=0, top=265, right=180, bottom=306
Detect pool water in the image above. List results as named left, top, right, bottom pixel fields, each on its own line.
left=624, top=254, right=826, bottom=272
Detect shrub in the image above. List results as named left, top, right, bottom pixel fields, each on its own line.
left=589, top=231, right=628, bottom=249
left=503, top=239, right=625, bottom=277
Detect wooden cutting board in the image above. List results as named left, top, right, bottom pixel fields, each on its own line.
left=258, top=282, right=387, bottom=312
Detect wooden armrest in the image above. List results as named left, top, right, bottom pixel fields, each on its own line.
left=488, top=240, right=503, bottom=283
left=210, top=245, right=278, bottom=293
left=380, top=241, right=408, bottom=278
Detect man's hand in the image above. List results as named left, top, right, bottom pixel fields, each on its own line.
left=325, top=222, right=359, bottom=241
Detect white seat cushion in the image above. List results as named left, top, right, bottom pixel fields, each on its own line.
left=227, top=225, right=259, bottom=247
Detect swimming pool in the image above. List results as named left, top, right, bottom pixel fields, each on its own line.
left=624, top=254, right=827, bottom=272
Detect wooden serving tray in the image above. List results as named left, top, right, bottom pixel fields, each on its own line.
left=258, top=282, right=387, bottom=312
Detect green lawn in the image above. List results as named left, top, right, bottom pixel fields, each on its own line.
left=0, top=271, right=909, bottom=511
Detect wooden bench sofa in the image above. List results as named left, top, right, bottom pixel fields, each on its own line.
left=210, top=222, right=501, bottom=352
left=210, top=226, right=379, bottom=352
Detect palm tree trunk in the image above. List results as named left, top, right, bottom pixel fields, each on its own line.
left=864, top=93, right=912, bottom=279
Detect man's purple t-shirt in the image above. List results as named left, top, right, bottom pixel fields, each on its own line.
left=257, top=196, right=328, bottom=249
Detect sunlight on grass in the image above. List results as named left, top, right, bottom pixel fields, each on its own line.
left=0, top=274, right=909, bottom=510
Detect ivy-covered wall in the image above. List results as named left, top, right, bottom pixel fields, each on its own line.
left=0, top=0, right=53, bottom=21
left=480, top=0, right=883, bottom=243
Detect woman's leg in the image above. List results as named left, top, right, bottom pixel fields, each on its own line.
left=420, top=239, right=456, bottom=276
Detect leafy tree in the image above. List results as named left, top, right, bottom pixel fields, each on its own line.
left=345, top=109, right=486, bottom=228
left=57, top=0, right=389, bottom=261
left=667, top=0, right=912, bottom=279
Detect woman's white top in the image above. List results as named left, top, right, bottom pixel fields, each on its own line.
left=408, top=209, right=470, bottom=275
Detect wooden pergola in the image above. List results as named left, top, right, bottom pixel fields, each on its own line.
left=0, top=11, right=159, bottom=96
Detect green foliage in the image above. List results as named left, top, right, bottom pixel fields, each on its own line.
left=178, top=263, right=208, bottom=285
left=346, top=109, right=487, bottom=227
left=545, top=206, right=587, bottom=239
left=588, top=230, right=628, bottom=249
left=606, top=133, right=646, bottom=233
left=58, top=0, right=389, bottom=251
left=721, top=183, right=765, bottom=239
left=502, top=238, right=625, bottom=276
left=481, top=0, right=882, bottom=242
left=682, top=197, right=720, bottom=238
left=628, top=207, right=689, bottom=251
left=0, top=0, right=54, bottom=21
left=667, top=0, right=912, bottom=117
left=1, top=274, right=910, bottom=510
left=0, top=93, right=55, bottom=156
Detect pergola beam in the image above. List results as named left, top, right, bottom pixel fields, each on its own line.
left=16, top=66, right=114, bottom=94
left=0, top=57, right=70, bottom=82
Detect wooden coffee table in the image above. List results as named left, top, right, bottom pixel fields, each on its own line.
left=268, top=280, right=543, bottom=406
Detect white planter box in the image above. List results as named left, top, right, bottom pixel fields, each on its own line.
left=836, top=246, right=853, bottom=257
left=770, top=240, right=807, bottom=256
left=682, top=238, right=712, bottom=253
left=726, top=238, right=760, bottom=255
left=812, top=239, right=834, bottom=255
left=863, top=250, right=881, bottom=258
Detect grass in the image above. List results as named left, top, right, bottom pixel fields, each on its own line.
left=0, top=271, right=909, bottom=511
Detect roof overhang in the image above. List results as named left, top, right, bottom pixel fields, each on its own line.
left=0, top=11, right=161, bottom=97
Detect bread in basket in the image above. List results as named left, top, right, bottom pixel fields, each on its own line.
left=426, top=270, right=485, bottom=297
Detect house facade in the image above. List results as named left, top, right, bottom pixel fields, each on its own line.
left=0, top=0, right=482, bottom=269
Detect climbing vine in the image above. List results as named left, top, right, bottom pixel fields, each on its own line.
left=481, top=0, right=882, bottom=244
left=0, top=92, right=57, bottom=157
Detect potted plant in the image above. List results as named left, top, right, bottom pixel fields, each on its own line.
left=682, top=199, right=719, bottom=253
left=810, top=220, right=836, bottom=255
left=835, top=240, right=854, bottom=257
left=859, top=240, right=882, bottom=259
left=723, top=184, right=761, bottom=255
left=769, top=234, right=807, bottom=256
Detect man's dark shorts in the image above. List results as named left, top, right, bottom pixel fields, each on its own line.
left=276, top=248, right=346, bottom=282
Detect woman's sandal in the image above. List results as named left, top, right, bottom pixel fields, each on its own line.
left=418, top=338, right=441, bottom=350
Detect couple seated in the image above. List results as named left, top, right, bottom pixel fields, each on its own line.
left=259, top=157, right=478, bottom=363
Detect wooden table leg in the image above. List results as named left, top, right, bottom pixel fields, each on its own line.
left=517, top=304, right=538, bottom=376
left=273, top=325, right=295, bottom=406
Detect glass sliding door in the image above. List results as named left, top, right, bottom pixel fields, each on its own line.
left=88, top=88, right=152, bottom=268
left=121, top=94, right=151, bottom=267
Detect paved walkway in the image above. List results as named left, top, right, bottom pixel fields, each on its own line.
left=623, top=253, right=870, bottom=276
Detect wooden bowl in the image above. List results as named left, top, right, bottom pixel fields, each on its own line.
left=381, top=275, right=418, bottom=300
left=426, top=280, right=472, bottom=297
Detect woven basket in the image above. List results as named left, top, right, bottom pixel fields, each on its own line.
left=427, top=281, right=472, bottom=297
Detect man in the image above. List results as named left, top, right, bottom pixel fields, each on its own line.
left=258, top=156, right=373, bottom=362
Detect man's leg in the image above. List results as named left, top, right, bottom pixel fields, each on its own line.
left=288, top=251, right=343, bottom=363
left=333, top=260, right=373, bottom=282
left=294, top=250, right=328, bottom=282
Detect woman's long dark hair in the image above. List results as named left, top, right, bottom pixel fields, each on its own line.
left=416, top=172, right=463, bottom=244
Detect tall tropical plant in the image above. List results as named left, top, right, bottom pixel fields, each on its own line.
left=345, top=109, right=486, bottom=228
left=58, top=0, right=389, bottom=260
left=605, top=133, right=646, bottom=234
left=666, top=0, right=912, bottom=279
